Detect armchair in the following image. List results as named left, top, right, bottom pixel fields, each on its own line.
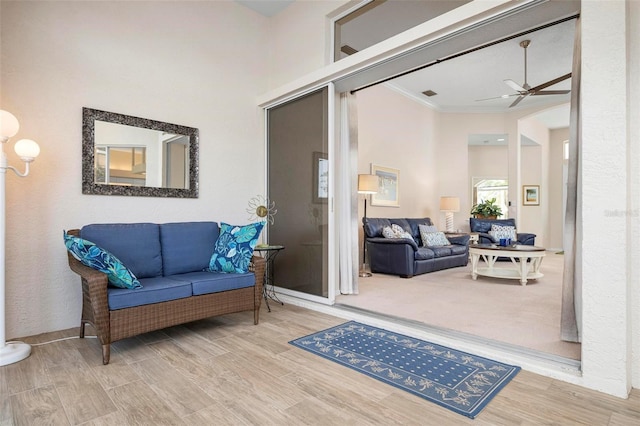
left=469, top=218, right=536, bottom=245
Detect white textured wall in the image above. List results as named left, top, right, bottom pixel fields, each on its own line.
left=580, top=0, right=632, bottom=396
left=1, top=1, right=269, bottom=338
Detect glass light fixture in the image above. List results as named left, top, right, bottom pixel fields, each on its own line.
left=0, top=110, right=40, bottom=366
left=0, top=110, right=20, bottom=142
left=14, top=139, right=40, bottom=162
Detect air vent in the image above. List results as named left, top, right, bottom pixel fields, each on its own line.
left=422, top=90, right=438, bottom=97
left=340, top=45, right=359, bottom=55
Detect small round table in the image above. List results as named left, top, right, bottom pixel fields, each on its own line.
left=469, top=244, right=546, bottom=285
left=254, top=245, right=285, bottom=312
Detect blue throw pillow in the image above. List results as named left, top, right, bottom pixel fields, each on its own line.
left=208, top=222, right=265, bottom=273
left=63, top=231, right=142, bottom=289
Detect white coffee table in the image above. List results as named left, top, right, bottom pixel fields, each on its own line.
left=469, top=244, right=546, bottom=285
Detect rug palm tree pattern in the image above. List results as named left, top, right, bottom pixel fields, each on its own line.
left=290, top=321, right=520, bottom=418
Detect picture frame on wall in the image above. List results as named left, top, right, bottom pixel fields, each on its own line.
left=371, top=164, right=399, bottom=207
left=523, top=185, right=540, bottom=206
left=313, top=151, right=328, bottom=204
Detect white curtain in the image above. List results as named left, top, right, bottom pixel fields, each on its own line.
left=561, top=17, right=582, bottom=343
left=338, top=92, right=360, bottom=294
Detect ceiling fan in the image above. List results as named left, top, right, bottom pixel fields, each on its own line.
left=480, top=39, right=572, bottom=108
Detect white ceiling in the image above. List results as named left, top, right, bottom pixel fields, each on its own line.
left=386, top=18, right=575, bottom=116
left=238, top=0, right=575, bottom=128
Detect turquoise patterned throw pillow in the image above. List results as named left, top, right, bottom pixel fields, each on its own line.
left=63, top=231, right=142, bottom=289
left=208, top=222, right=265, bottom=274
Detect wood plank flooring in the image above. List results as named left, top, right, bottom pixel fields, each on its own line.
left=2, top=303, right=638, bottom=425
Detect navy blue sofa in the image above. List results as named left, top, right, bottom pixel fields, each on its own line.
left=66, top=222, right=265, bottom=364
left=469, top=218, right=536, bottom=245
left=363, top=217, right=469, bottom=278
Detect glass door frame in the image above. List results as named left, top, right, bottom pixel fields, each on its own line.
left=262, top=83, right=337, bottom=306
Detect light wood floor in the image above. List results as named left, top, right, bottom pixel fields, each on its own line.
left=2, top=303, right=638, bottom=425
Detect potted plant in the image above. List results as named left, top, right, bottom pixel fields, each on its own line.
left=470, top=198, right=503, bottom=219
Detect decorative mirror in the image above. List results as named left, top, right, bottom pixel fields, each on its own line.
left=82, top=107, right=199, bottom=198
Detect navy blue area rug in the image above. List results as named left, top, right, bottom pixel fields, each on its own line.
left=289, top=321, right=520, bottom=419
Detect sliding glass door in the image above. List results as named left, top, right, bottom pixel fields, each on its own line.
left=266, top=87, right=332, bottom=302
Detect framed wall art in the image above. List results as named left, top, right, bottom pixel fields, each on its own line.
left=313, top=151, right=328, bottom=204
left=371, top=164, right=399, bottom=207
left=523, top=185, right=540, bottom=206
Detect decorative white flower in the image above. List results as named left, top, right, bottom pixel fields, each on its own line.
left=246, top=195, right=277, bottom=224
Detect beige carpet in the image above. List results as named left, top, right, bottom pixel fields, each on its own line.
left=336, top=251, right=580, bottom=360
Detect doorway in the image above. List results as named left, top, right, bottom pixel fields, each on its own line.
left=266, top=87, right=332, bottom=302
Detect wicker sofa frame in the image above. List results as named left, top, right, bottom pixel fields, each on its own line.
left=66, top=229, right=266, bottom=365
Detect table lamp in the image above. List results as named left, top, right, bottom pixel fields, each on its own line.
left=440, top=196, right=460, bottom=233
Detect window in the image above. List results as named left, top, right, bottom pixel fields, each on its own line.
left=472, top=178, right=508, bottom=219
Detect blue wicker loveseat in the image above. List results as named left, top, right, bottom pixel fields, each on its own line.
left=66, top=221, right=265, bottom=364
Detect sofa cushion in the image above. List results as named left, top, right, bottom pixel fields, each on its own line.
left=363, top=218, right=392, bottom=238
left=382, top=224, right=413, bottom=239
left=170, top=271, right=255, bottom=296
left=421, top=231, right=450, bottom=247
left=81, top=223, right=162, bottom=279
left=160, top=222, right=219, bottom=276
left=450, top=245, right=467, bottom=256
left=415, top=247, right=435, bottom=260
left=64, top=231, right=141, bottom=289
left=405, top=218, right=434, bottom=243
left=209, top=222, right=264, bottom=273
left=431, top=246, right=453, bottom=257
left=489, top=225, right=517, bottom=242
left=470, top=218, right=516, bottom=234
left=107, top=276, right=192, bottom=310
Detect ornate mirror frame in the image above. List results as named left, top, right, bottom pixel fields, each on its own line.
left=82, top=107, right=199, bottom=198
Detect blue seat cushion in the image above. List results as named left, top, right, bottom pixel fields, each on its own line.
left=81, top=223, right=162, bottom=279
left=107, top=276, right=192, bottom=310
left=169, top=271, right=255, bottom=296
left=160, top=222, right=219, bottom=276
left=431, top=246, right=453, bottom=257
left=450, top=245, right=467, bottom=256
left=415, top=248, right=435, bottom=260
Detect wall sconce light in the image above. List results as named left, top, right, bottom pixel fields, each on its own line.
left=0, top=110, right=41, bottom=366
left=358, top=174, right=378, bottom=278
left=440, top=196, right=460, bottom=233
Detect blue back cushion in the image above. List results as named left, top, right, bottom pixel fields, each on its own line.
left=470, top=218, right=516, bottom=234
left=81, top=223, right=162, bottom=279
left=160, top=222, right=219, bottom=276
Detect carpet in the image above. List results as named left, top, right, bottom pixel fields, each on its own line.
left=289, top=321, right=520, bottom=419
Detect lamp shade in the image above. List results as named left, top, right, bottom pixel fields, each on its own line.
left=14, top=139, right=40, bottom=161
left=358, top=174, right=378, bottom=194
left=440, top=196, right=460, bottom=212
left=0, top=110, right=20, bottom=140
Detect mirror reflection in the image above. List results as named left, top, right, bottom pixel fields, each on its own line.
left=82, top=108, right=198, bottom=198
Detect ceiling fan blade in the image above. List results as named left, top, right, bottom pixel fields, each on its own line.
left=475, top=93, right=519, bottom=102
left=530, top=73, right=572, bottom=92
left=504, top=79, right=526, bottom=92
left=509, top=95, right=525, bottom=108
left=532, top=90, right=571, bottom=96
